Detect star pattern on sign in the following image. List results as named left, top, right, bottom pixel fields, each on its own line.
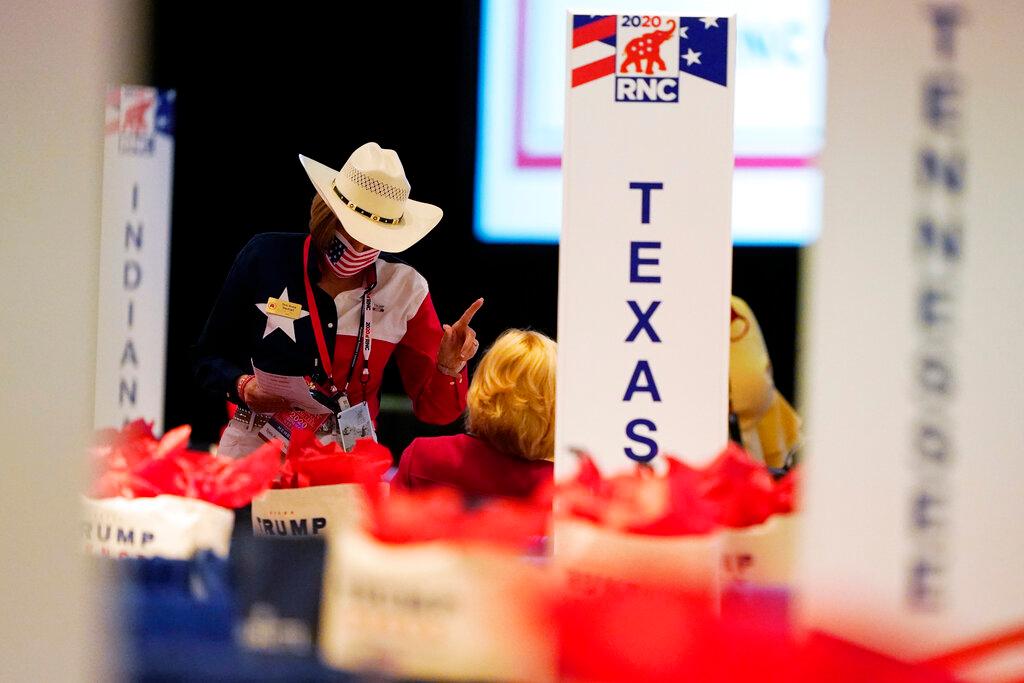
left=679, top=25, right=689, bottom=39
left=677, top=16, right=729, bottom=86
left=256, top=287, right=309, bottom=342
left=154, top=91, right=176, bottom=134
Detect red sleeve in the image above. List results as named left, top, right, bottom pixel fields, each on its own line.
left=393, top=292, right=468, bottom=425
left=394, top=440, right=417, bottom=490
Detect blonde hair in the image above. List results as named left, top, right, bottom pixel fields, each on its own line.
left=466, top=329, right=557, bottom=462
left=309, top=193, right=341, bottom=253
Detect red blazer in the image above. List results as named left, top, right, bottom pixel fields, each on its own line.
left=394, top=434, right=552, bottom=500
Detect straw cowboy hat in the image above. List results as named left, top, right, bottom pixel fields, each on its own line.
left=299, top=142, right=443, bottom=253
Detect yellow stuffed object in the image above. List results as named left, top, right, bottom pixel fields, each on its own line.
left=729, top=296, right=801, bottom=469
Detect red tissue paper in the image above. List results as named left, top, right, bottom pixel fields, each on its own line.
left=773, top=466, right=799, bottom=515
left=700, top=442, right=789, bottom=528
left=274, top=428, right=392, bottom=489
left=90, top=419, right=280, bottom=508
left=559, top=577, right=1008, bottom=682
left=558, top=445, right=799, bottom=534
left=558, top=587, right=745, bottom=683
left=557, top=453, right=717, bottom=536
left=362, top=483, right=550, bottom=551
left=557, top=585, right=958, bottom=683
left=792, top=631, right=960, bottom=683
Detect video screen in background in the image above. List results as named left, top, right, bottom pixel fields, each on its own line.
left=475, top=0, right=827, bottom=245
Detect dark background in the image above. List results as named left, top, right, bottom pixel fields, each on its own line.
left=152, top=3, right=800, bottom=449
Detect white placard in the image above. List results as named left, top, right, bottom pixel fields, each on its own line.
left=81, top=495, right=234, bottom=560
left=555, top=13, right=736, bottom=475
left=798, top=1, right=1024, bottom=677
left=94, top=85, right=175, bottom=433
left=251, top=484, right=378, bottom=538
left=555, top=518, right=721, bottom=596
left=319, top=529, right=555, bottom=681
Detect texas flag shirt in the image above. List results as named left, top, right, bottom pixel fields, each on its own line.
left=193, top=232, right=467, bottom=424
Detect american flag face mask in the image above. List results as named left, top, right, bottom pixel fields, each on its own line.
left=323, top=230, right=380, bottom=278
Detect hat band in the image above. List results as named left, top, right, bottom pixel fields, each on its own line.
left=332, top=182, right=403, bottom=225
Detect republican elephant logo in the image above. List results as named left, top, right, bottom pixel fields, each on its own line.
left=620, top=19, right=677, bottom=75
left=121, top=98, right=153, bottom=135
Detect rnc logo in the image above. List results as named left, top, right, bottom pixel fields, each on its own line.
left=568, top=15, right=730, bottom=99
left=106, top=85, right=175, bottom=156
left=116, top=86, right=157, bottom=154
left=616, top=77, right=678, bottom=102
left=616, top=15, right=679, bottom=102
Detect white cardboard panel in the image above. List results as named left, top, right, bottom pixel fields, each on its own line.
left=556, top=12, right=736, bottom=475
left=798, top=1, right=1024, bottom=675
left=94, top=85, right=175, bottom=433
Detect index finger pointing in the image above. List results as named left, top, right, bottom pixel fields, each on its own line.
left=455, top=297, right=484, bottom=327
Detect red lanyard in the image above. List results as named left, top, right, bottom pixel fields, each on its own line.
left=301, top=235, right=377, bottom=395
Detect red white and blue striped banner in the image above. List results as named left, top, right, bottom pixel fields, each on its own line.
left=570, top=15, right=617, bottom=87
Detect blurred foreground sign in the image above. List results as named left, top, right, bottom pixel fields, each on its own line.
left=798, top=2, right=1024, bottom=679
left=555, top=13, right=736, bottom=475
left=94, top=85, right=175, bottom=433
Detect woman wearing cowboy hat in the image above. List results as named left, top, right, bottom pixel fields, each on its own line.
left=193, top=142, right=482, bottom=457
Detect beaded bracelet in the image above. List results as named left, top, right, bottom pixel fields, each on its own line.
left=236, top=374, right=256, bottom=403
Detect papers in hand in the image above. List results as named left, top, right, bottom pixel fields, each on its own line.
left=252, top=368, right=332, bottom=415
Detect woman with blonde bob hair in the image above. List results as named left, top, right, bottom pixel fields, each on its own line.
left=394, top=329, right=556, bottom=499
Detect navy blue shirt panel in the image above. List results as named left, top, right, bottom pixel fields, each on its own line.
left=191, top=232, right=341, bottom=406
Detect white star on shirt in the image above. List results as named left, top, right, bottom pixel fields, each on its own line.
left=682, top=48, right=702, bottom=66
left=679, top=25, right=689, bottom=39
left=256, top=287, right=308, bottom=342
left=700, top=17, right=719, bottom=29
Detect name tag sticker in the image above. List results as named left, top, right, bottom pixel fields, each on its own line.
left=266, top=297, right=303, bottom=319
